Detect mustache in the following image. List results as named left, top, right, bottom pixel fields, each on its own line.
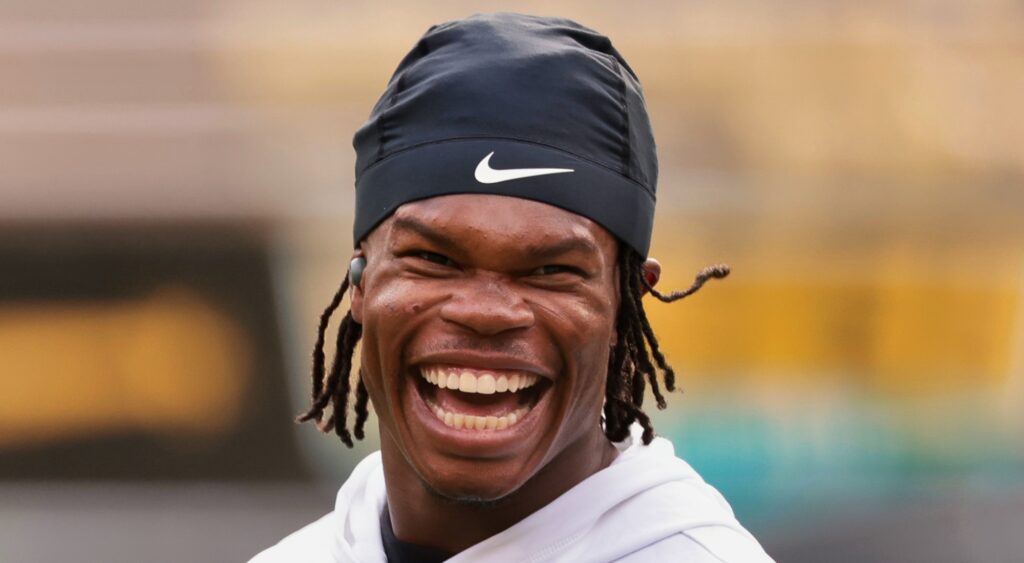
left=423, top=336, right=533, bottom=358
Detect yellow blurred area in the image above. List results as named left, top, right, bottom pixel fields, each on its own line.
left=0, top=287, right=251, bottom=448
left=649, top=241, right=1022, bottom=395
left=650, top=273, right=1019, bottom=390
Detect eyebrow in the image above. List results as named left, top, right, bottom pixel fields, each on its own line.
left=390, top=215, right=601, bottom=261
left=391, top=216, right=460, bottom=252
left=524, top=237, right=601, bottom=261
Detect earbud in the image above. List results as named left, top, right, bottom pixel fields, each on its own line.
left=349, top=256, right=366, bottom=287
left=642, top=269, right=658, bottom=289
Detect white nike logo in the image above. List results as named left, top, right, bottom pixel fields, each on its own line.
left=474, top=151, right=574, bottom=184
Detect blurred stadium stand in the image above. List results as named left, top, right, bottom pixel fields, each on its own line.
left=1, top=1, right=1022, bottom=561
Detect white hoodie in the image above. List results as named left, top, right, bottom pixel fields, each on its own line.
left=251, top=427, right=773, bottom=562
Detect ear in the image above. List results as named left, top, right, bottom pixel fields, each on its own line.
left=641, top=257, right=661, bottom=295
left=349, top=249, right=366, bottom=324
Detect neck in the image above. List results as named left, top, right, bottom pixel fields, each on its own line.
left=380, top=426, right=618, bottom=555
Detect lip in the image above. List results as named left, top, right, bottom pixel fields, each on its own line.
left=404, top=362, right=554, bottom=458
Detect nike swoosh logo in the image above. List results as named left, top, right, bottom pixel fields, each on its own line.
left=474, top=151, right=574, bottom=184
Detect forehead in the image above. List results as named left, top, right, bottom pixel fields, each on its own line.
left=372, top=194, right=618, bottom=257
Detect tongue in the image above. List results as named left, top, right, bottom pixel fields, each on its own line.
left=434, top=388, right=525, bottom=417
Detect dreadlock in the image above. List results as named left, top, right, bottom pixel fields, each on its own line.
left=297, top=246, right=728, bottom=446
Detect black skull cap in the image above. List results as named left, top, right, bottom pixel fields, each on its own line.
left=352, top=12, right=658, bottom=256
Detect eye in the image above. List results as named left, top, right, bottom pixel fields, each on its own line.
left=530, top=264, right=581, bottom=276
left=416, top=251, right=457, bottom=268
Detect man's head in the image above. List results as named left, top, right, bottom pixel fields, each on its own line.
left=298, top=13, right=727, bottom=502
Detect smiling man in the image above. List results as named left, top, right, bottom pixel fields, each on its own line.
left=253, top=12, right=772, bottom=563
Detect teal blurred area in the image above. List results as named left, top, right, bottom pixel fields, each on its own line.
left=1, top=1, right=1023, bottom=561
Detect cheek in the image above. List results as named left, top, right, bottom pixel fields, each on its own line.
left=357, top=279, right=428, bottom=411
left=567, top=287, right=617, bottom=348
left=366, top=274, right=437, bottom=321
left=563, top=289, right=618, bottom=400
left=358, top=276, right=443, bottom=387
left=536, top=292, right=616, bottom=380
left=571, top=327, right=614, bottom=400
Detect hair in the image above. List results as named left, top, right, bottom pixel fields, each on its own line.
left=297, top=244, right=728, bottom=447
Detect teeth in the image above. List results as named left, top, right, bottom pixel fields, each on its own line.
left=477, top=374, right=496, bottom=394
left=428, top=403, right=532, bottom=431
left=421, top=367, right=542, bottom=395
left=420, top=367, right=540, bottom=431
left=459, top=372, right=477, bottom=393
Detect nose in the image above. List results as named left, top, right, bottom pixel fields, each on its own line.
left=439, top=276, right=534, bottom=336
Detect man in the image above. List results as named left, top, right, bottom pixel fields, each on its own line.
left=254, top=13, right=772, bottom=562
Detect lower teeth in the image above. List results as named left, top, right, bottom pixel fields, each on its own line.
left=430, top=403, right=529, bottom=430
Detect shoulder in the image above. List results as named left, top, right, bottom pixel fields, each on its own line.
left=616, top=531, right=774, bottom=563
left=613, top=533, right=725, bottom=562
left=602, top=435, right=775, bottom=562
left=594, top=481, right=774, bottom=562
left=248, top=512, right=338, bottom=563
left=250, top=451, right=388, bottom=563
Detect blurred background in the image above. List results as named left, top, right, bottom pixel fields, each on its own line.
left=1, top=1, right=1022, bottom=561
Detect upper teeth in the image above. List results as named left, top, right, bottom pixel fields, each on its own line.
left=421, top=366, right=540, bottom=394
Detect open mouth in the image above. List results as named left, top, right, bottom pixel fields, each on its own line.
left=416, top=365, right=549, bottom=431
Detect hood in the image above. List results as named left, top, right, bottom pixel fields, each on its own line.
left=326, top=425, right=769, bottom=562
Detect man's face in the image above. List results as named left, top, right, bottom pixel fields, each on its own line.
left=351, top=194, right=620, bottom=501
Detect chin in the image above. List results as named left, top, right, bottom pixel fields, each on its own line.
left=427, top=480, right=520, bottom=506
left=418, top=458, right=535, bottom=504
